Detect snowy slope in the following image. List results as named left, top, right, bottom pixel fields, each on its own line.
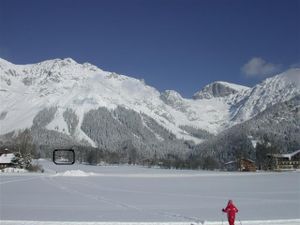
left=1, top=162, right=300, bottom=223
left=230, top=68, right=300, bottom=123
left=0, top=58, right=224, bottom=143
left=0, top=58, right=299, bottom=147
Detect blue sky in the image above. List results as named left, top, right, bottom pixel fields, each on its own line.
left=0, top=0, right=299, bottom=97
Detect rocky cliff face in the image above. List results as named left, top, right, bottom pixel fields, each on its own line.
left=193, top=81, right=250, bottom=99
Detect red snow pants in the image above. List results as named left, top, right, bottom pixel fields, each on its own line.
left=228, top=216, right=235, bottom=225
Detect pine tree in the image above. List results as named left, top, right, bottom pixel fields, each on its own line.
left=11, top=152, right=25, bottom=169
left=23, top=153, right=32, bottom=169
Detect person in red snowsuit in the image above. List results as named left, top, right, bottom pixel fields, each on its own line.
left=222, top=200, right=239, bottom=225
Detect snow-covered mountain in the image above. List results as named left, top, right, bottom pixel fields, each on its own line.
left=193, top=81, right=250, bottom=99
left=194, top=95, right=300, bottom=162
left=230, top=69, right=300, bottom=122
left=0, top=58, right=299, bottom=152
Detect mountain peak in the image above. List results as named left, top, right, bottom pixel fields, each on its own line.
left=36, top=57, right=78, bottom=67
left=161, top=90, right=183, bottom=99
left=0, top=58, right=14, bottom=69
left=193, top=81, right=250, bottom=99
left=277, top=68, right=300, bottom=88
left=0, top=57, right=11, bottom=64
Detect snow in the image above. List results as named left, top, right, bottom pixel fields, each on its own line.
left=46, top=108, right=70, bottom=135
left=211, top=81, right=250, bottom=92
left=231, top=68, right=300, bottom=123
left=1, top=160, right=299, bottom=224
left=250, top=140, right=258, bottom=148
left=0, top=153, right=15, bottom=163
left=192, top=81, right=250, bottom=100
left=55, top=170, right=96, bottom=177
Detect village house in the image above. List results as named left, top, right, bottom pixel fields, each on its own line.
left=223, top=158, right=256, bottom=172
left=0, top=148, right=10, bottom=156
left=0, top=149, right=15, bottom=169
left=268, top=149, right=300, bottom=170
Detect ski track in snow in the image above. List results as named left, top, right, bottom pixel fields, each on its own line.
left=0, top=176, right=41, bottom=185
left=42, top=176, right=198, bottom=222
left=42, top=176, right=142, bottom=212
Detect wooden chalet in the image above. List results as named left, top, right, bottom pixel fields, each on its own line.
left=224, top=158, right=256, bottom=172
left=0, top=152, right=15, bottom=169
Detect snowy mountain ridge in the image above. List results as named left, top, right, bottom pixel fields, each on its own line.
left=0, top=58, right=299, bottom=149
left=193, top=81, right=250, bottom=99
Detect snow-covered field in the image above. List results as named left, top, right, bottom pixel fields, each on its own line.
left=1, top=160, right=300, bottom=225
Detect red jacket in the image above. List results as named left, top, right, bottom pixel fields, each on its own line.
left=222, top=200, right=238, bottom=218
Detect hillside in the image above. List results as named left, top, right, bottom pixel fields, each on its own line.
left=193, top=95, right=300, bottom=163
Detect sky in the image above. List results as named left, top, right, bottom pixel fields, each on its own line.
left=0, top=0, right=299, bottom=97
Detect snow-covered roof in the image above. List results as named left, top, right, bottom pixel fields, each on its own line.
left=224, top=160, right=236, bottom=165
left=281, top=149, right=300, bottom=160
left=224, top=158, right=255, bottom=165
left=0, top=153, right=15, bottom=164
left=270, top=150, right=300, bottom=160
